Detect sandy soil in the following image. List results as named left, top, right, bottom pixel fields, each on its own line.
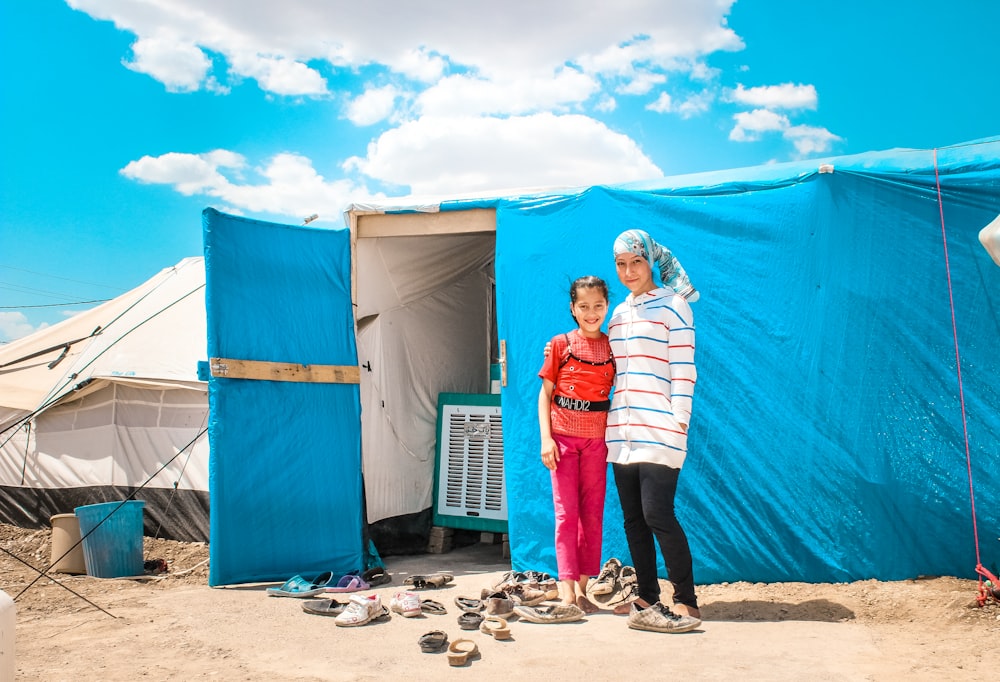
left=2, top=523, right=999, bottom=681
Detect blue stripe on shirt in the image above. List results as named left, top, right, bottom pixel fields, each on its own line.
left=606, top=438, right=686, bottom=452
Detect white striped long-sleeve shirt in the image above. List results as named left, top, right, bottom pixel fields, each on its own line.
left=606, top=287, right=696, bottom=469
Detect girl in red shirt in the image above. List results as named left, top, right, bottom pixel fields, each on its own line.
left=537, top=275, right=614, bottom=612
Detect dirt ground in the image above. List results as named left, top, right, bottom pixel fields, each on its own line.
left=2, top=523, right=998, bottom=681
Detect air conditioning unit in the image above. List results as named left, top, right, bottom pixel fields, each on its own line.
left=432, top=392, right=507, bottom=533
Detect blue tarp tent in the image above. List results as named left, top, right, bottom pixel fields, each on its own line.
left=204, top=138, right=1000, bottom=587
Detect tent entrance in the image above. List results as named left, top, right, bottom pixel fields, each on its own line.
left=351, top=209, right=498, bottom=553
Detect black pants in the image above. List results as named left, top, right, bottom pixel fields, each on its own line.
left=612, top=461, right=698, bottom=609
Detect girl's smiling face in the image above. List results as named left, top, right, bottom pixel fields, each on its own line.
left=615, top=253, right=655, bottom=295
left=570, top=286, right=608, bottom=337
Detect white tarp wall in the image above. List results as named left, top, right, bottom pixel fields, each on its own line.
left=350, top=210, right=496, bottom=548
left=0, top=258, right=210, bottom=541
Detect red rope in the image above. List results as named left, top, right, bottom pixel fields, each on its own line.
left=932, top=149, right=993, bottom=606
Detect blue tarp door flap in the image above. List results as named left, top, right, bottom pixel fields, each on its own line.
left=202, top=208, right=363, bottom=586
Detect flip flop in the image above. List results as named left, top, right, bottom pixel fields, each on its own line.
left=362, top=566, right=392, bottom=587
left=479, top=616, right=511, bottom=640
left=265, top=572, right=334, bottom=598
left=325, top=574, right=372, bottom=593
left=457, top=611, right=484, bottom=630
left=418, top=630, right=448, bottom=653
left=447, top=638, right=480, bottom=666
left=301, top=598, right=346, bottom=616
left=454, top=596, right=483, bottom=613
left=421, top=599, right=447, bottom=615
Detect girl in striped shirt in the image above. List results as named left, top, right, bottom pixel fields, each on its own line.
left=607, top=229, right=703, bottom=633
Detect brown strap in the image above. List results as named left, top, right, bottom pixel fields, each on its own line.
left=209, top=357, right=360, bottom=384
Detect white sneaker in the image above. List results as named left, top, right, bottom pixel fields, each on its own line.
left=389, top=590, right=422, bottom=617
left=334, top=593, right=382, bottom=627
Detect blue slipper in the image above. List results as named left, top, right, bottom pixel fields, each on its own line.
left=266, top=571, right=334, bottom=598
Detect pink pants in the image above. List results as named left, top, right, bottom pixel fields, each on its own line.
left=551, top=434, right=608, bottom=580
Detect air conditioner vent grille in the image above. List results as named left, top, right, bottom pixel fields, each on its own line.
left=436, top=401, right=506, bottom=523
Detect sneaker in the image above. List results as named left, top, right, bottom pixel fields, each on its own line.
left=501, top=583, right=548, bottom=606
left=627, top=601, right=700, bottom=633
left=605, top=565, right=639, bottom=607
left=389, top=590, right=422, bottom=618
left=513, top=603, right=585, bottom=624
left=335, top=593, right=383, bottom=627
left=590, top=558, right=622, bottom=595
left=484, top=591, right=515, bottom=619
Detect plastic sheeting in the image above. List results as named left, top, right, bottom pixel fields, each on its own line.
left=203, top=138, right=1000, bottom=586
left=203, top=209, right=364, bottom=586
left=497, top=141, right=1000, bottom=583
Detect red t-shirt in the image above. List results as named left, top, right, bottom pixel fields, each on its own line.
left=538, top=329, right=614, bottom=439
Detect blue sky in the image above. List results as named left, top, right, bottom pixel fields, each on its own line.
left=2, top=0, right=997, bottom=342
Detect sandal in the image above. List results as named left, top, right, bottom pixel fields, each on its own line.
left=479, top=616, right=511, bottom=640
left=301, top=597, right=346, bottom=616
left=457, top=611, right=484, bottom=630
left=325, top=574, right=371, bottom=593
left=418, top=630, right=448, bottom=653
left=421, top=599, right=447, bottom=615
left=362, top=566, right=392, bottom=587
left=454, top=596, right=483, bottom=613
left=265, top=572, right=334, bottom=598
left=447, top=639, right=480, bottom=666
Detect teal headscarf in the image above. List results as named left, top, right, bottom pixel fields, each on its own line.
left=613, top=229, right=699, bottom=302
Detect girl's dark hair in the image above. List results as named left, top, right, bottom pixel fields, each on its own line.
left=570, top=275, right=609, bottom=303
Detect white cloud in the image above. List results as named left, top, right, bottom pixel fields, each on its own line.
left=345, top=113, right=662, bottom=194
left=227, top=53, right=327, bottom=96
left=0, top=312, right=45, bottom=343
left=784, top=125, right=842, bottom=156
left=67, top=0, right=741, bottom=97
left=646, top=92, right=672, bottom=113
left=121, top=150, right=243, bottom=194
left=395, top=48, right=447, bottom=83
left=595, top=96, right=617, bottom=112
left=689, top=61, right=719, bottom=81
left=730, top=83, right=817, bottom=110
left=120, top=150, right=380, bottom=220
left=123, top=36, right=211, bottom=92
left=347, top=85, right=403, bottom=126
left=729, top=108, right=790, bottom=142
left=618, top=70, right=667, bottom=96
left=73, top=0, right=839, bottom=199
left=729, top=109, right=840, bottom=157
left=676, top=91, right=713, bottom=118
left=416, top=70, right=599, bottom=117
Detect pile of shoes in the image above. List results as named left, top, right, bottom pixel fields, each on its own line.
left=271, top=557, right=701, bottom=671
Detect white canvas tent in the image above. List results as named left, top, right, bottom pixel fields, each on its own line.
left=0, top=257, right=209, bottom=541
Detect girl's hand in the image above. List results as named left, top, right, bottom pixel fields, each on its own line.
left=543, top=341, right=552, bottom=357
left=540, top=437, right=559, bottom=470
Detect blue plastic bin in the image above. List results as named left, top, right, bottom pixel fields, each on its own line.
left=74, top=501, right=145, bottom=578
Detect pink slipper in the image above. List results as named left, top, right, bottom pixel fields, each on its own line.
left=325, top=574, right=371, bottom=593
